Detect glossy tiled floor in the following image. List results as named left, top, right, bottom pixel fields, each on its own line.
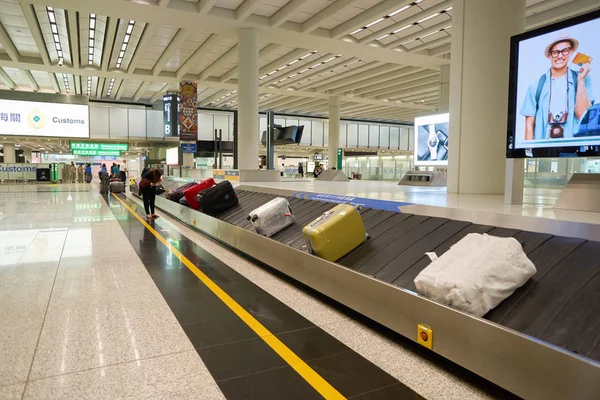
left=0, top=183, right=511, bottom=399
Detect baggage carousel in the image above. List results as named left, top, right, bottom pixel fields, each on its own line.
left=132, top=178, right=600, bottom=400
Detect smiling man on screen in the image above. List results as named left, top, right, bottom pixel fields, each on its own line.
left=521, top=36, right=594, bottom=141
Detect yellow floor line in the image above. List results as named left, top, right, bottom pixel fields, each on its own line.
left=112, top=193, right=346, bottom=400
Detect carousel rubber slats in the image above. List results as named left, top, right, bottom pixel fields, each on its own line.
left=177, top=187, right=600, bottom=361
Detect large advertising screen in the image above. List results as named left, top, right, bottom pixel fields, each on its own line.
left=414, top=113, right=449, bottom=166
left=508, top=10, right=600, bottom=157
left=0, top=99, right=89, bottom=138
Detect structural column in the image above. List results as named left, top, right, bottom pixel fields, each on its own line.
left=447, top=0, right=525, bottom=194
left=237, top=28, right=259, bottom=171
left=439, top=56, right=450, bottom=113
left=328, top=96, right=340, bottom=167
left=22, top=148, right=32, bottom=163
left=2, top=143, right=16, bottom=163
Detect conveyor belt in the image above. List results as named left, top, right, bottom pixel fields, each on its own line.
left=159, top=187, right=600, bottom=362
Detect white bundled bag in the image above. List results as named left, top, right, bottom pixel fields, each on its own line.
left=414, top=233, right=537, bottom=317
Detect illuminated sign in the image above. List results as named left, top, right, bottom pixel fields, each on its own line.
left=72, top=149, right=121, bottom=156
left=70, top=142, right=128, bottom=151
left=0, top=99, right=89, bottom=138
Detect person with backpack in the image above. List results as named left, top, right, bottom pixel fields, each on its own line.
left=520, top=36, right=593, bottom=142
left=85, top=163, right=92, bottom=183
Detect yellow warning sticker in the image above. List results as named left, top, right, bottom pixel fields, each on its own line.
left=417, top=324, right=433, bottom=349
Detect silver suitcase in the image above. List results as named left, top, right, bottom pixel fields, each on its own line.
left=110, top=181, right=125, bottom=193
left=247, top=197, right=294, bottom=237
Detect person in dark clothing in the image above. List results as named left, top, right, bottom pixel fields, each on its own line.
left=298, top=163, right=304, bottom=177
left=138, top=168, right=163, bottom=220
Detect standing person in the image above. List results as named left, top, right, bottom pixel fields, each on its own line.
left=101, top=163, right=107, bottom=173
left=77, top=164, right=84, bottom=183
left=138, top=168, right=163, bottom=220
left=69, top=162, right=76, bottom=183
left=280, top=163, right=285, bottom=177
left=521, top=36, right=593, bottom=141
left=298, top=162, right=304, bottom=178
left=111, top=163, right=119, bottom=176
left=85, top=163, right=92, bottom=183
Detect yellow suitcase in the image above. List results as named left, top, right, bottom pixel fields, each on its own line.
left=302, top=204, right=367, bottom=262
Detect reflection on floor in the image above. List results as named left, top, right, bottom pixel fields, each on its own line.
left=241, top=179, right=600, bottom=225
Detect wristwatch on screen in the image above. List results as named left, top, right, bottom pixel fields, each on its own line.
left=427, top=125, right=439, bottom=160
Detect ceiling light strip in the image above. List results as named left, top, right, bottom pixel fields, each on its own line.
left=87, top=14, right=97, bottom=66
left=117, top=20, right=136, bottom=69
left=259, top=51, right=318, bottom=81
left=46, top=7, right=65, bottom=75
left=351, top=0, right=425, bottom=37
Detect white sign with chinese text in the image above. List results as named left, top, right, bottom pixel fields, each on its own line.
left=0, top=99, right=89, bottom=138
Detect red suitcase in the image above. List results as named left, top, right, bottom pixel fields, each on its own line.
left=184, top=178, right=216, bottom=209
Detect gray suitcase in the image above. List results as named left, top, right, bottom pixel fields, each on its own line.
left=247, top=197, right=294, bottom=237
left=110, top=181, right=125, bottom=193
left=100, top=176, right=109, bottom=194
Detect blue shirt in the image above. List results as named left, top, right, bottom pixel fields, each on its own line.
left=520, top=68, right=594, bottom=140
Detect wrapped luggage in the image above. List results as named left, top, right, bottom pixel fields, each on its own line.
left=195, top=181, right=238, bottom=215
left=247, top=197, right=294, bottom=237
left=167, top=182, right=197, bottom=203
left=184, top=178, right=216, bottom=209
left=414, top=233, right=537, bottom=317
left=110, top=181, right=125, bottom=193
left=302, top=204, right=367, bottom=262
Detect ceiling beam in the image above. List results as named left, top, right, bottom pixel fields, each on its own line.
left=410, top=36, right=451, bottom=54
left=429, top=43, right=451, bottom=57
left=0, top=22, right=19, bottom=61
left=332, top=66, right=421, bottom=95
left=295, top=100, right=329, bottom=114
left=355, top=70, right=439, bottom=96
left=219, top=43, right=281, bottom=83
left=0, top=55, right=433, bottom=111
left=360, top=0, right=452, bottom=45
left=197, top=0, right=217, bottom=15
left=263, top=95, right=313, bottom=110
left=21, top=70, right=39, bottom=92
left=235, top=0, right=261, bottom=21
left=311, top=62, right=388, bottom=91
left=199, top=44, right=238, bottom=80
left=25, top=0, right=447, bottom=69
left=259, top=48, right=309, bottom=76
left=526, top=0, right=600, bottom=29
left=115, top=79, right=126, bottom=100
left=278, top=56, right=357, bottom=90
left=101, top=17, right=117, bottom=71
left=177, top=33, right=223, bottom=79
left=48, top=72, right=60, bottom=94
left=0, top=68, right=17, bottom=89
left=133, top=81, right=152, bottom=101
left=259, top=52, right=336, bottom=87
left=150, top=83, right=169, bottom=103
left=153, top=28, right=192, bottom=76
left=128, top=24, right=158, bottom=74
left=331, top=0, right=412, bottom=39
left=384, top=83, right=441, bottom=100
left=95, top=77, right=105, bottom=98
left=281, top=98, right=326, bottom=112
left=393, top=89, right=439, bottom=103
left=21, top=2, right=51, bottom=65
left=301, top=0, right=359, bottom=34
left=270, top=0, right=305, bottom=28
left=66, top=10, right=80, bottom=68
left=385, top=21, right=452, bottom=50
left=201, top=89, right=230, bottom=105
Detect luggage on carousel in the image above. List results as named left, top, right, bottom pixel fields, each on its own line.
left=247, top=197, right=294, bottom=237
left=302, top=204, right=367, bottom=262
left=184, top=178, right=216, bottom=209
left=414, top=233, right=537, bottom=317
left=195, top=181, right=238, bottom=215
left=167, top=182, right=197, bottom=203
left=179, top=197, right=189, bottom=206
left=110, top=181, right=125, bottom=193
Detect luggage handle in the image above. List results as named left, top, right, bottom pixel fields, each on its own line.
left=249, top=215, right=258, bottom=222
